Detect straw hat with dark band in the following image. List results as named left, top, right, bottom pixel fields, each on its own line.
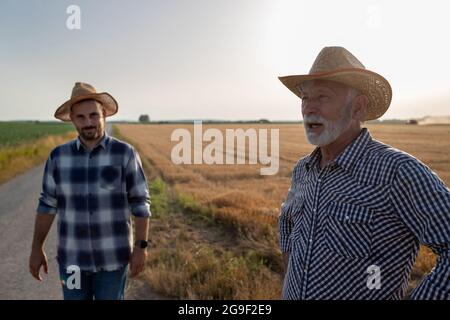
left=54, top=82, right=118, bottom=122
left=278, top=46, right=392, bottom=121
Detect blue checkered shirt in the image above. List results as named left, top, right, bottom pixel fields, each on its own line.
left=279, top=128, right=450, bottom=300
left=37, top=133, right=151, bottom=272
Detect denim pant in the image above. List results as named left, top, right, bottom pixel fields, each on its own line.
left=59, top=265, right=128, bottom=300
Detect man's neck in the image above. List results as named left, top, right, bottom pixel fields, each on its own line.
left=319, top=126, right=362, bottom=168
left=79, top=132, right=105, bottom=151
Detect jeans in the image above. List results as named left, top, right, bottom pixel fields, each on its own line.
left=59, top=264, right=128, bottom=300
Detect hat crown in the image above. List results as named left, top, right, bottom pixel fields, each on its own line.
left=309, top=46, right=365, bottom=74
left=55, top=82, right=118, bottom=122
left=71, top=82, right=97, bottom=99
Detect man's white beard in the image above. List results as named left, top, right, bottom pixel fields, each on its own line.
left=303, top=102, right=353, bottom=147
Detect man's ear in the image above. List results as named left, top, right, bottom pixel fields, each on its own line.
left=352, top=95, right=369, bottom=122
left=69, top=104, right=77, bottom=121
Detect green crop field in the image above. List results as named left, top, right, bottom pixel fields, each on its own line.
left=0, top=122, right=74, bottom=147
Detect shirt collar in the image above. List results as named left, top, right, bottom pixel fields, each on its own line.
left=304, top=146, right=321, bottom=171
left=75, top=132, right=110, bottom=151
left=304, top=128, right=372, bottom=171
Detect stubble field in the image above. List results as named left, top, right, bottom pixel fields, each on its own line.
left=116, top=123, right=450, bottom=299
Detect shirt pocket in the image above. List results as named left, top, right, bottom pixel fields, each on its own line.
left=324, top=201, right=374, bottom=259
left=99, top=165, right=122, bottom=191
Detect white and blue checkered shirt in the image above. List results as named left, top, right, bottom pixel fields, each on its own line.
left=37, top=133, right=151, bottom=272
left=279, top=128, right=450, bottom=299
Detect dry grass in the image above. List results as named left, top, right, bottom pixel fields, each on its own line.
left=144, top=204, right=282, bottom=299
left=116, top=123, right=450, bottom=299
left=130, top=177, right=282, bottom=299
left=0, top=132, right=77, bottom=184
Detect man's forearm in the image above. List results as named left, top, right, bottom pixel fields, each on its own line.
left=134, top=216, right=149, bottom=242
left=31, top=213, right=55, bottom=250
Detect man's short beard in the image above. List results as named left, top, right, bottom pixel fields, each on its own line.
left=79, top=126, right=102, bottom=140
left=303, top=99, right=353, bottom=147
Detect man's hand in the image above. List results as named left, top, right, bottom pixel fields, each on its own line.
left=29, top=213, right=55, bottom=281
left=129, top=248, right=147, bottom=278
left=29, top=247, right=48, bottom=281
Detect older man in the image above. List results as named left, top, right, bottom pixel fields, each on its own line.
left=29, top=82, right=151, bottom=300
left=278, top=46, right=450, bottom=300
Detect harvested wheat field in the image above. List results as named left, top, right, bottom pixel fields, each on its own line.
left=116, top=123, right=450, bottom=299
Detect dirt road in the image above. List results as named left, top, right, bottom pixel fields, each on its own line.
left=0, top=126, right=167, bottom=300
left=0, top=164, right=62, bottom=299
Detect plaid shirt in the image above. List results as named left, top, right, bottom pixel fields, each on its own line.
left=279, top=128, right=450, bottom=300
left=37, top=133, right=151, bottom=272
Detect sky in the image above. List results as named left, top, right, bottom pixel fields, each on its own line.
left=1, top=0, right=449, bottom=121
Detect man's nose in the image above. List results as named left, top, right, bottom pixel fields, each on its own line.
left=83, top=118, right=95, bottom=127
left=302, top=99, right=319, bottom=116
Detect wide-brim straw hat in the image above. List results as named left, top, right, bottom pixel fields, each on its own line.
left=278, top=46, right=392, bottom=120
left=54, top=82, right=118, bottom=122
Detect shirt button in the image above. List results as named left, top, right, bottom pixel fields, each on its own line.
left=313, top=208, right=317, bottom=212
left=345, top=215, right=350, bottom=220
left=304, top=268, right=308, bottom=273
left=309, top=239, right=313, bottom=243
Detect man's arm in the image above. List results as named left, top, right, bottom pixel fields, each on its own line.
left=279, top=162, right=306, bottom=280
left=390, top=160, right=450, bottom=299
left=30, top=154, right=58, bottom=281
left=125, top=147, right=152, bottom=277
left=29, top=213, right=55, bottom=281
left=125, top=147, right=151, bottom=217
left=279, top=174, right=298, bottom=278
left=282, top=252, right=290, bottom=276
left=134, top=216, right=149, bottom=242
left=130, top=217, right=149, bottom=278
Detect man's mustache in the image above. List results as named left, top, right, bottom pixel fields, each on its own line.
left=82, top=126, right=97, bottom=130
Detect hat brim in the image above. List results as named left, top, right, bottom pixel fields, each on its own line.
left=278, top=68, right=392, bottom=121
left=54, top=92, right=118, bottom=122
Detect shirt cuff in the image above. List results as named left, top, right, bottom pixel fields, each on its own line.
left=36, top=200, right=57, bottom=215
left=131, top=203, right=151, bottom=217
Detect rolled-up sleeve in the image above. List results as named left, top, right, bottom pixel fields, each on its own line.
left=125, top=147, right=151, bottom=217
left=36, top=154, right=58, bottom=214
left=390, top=160, right=450, bottom=300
